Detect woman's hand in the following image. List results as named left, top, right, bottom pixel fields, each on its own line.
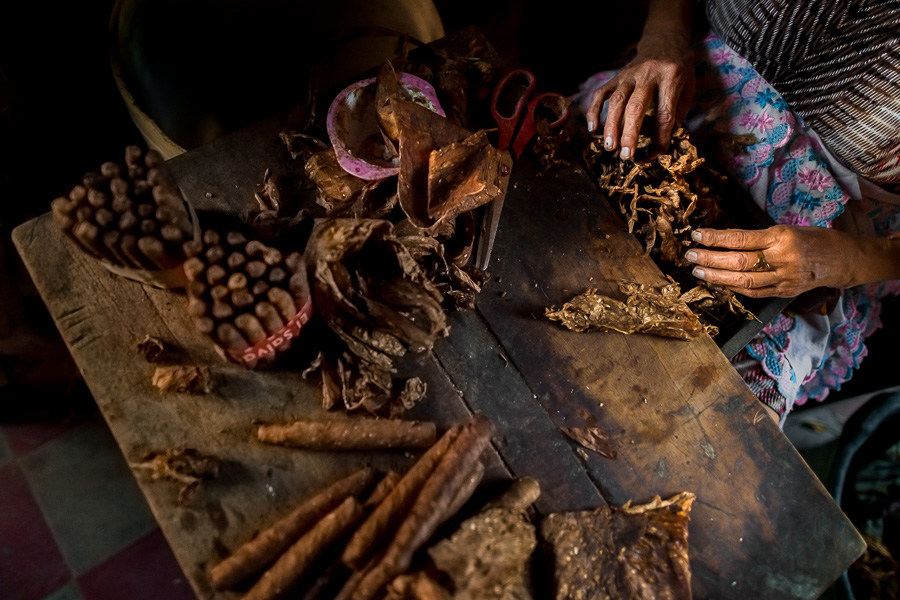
left=585, top=0, right=695, bottom=159
left=686, top=225, right=900, bottom=298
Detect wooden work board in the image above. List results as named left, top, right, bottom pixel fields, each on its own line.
left=13, top=115, right=864, bottom=600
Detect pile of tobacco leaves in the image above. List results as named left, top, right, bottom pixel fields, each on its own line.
left=582, top=125, right=757, bottom=336
left=277, top=29, right=508, bottom=416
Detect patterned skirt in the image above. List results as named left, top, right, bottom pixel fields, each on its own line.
left=571, top=32, right=900, bottom=426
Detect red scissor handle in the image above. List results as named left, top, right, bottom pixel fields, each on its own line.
left=490, top=69, right=537, bottom=152
left=510, top=92, right=572, bottom=159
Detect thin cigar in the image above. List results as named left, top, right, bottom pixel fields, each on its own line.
left=202, top=230, right=220, bottom=247
left=252, top=280, right=270, bottom=298
left=211, top=300, right=235, bottom=321
left=206, top=264, right=227, bottom=286
left=110, top=194, right=133, bottom=213
left=365, top=471, right=402, bottom=508
left=268, top=267, right=287, bottom=285
left=442, top=460, right=485, bottom=524
left=262, top=248, right=283, bottom=266
left=254, top=301, right=285, bottom=335
left=133, top=180, right=152, bottom=200
left=285, top=252, right=304, bottom=273
left=341, top=426, right=462, bottom=570
left=128, top=164, right=146, bottom=180
left=209, top=466, right=378, bottom=591
left=147, top=166, right=176, bottom=189
left=235, top=313, right=267, bottom=344
left=289, top=273, right=310, bottom=298
left=210, top=285, right=230, bottom=302
left=109, top=178, right=129, bottom=197
left=183, top=257, right=206, bottom=281
left=183, top=239, right=204, bottom=258
left=87, top=188, right=110, bottom=209
left=82, top=172, right=107, bottom=191
left=136, top=202, right=155, bottom=219
left=118, top=209, right=138, bottom=232
left=125, top=145, right=143, bottom=167
left=137, top=236, right=172, bottom=270
left=381, top=416, right=493, bottom=575
left=226, top=231, right=248, bottom=247
left=100, top=162, right=122, bottom=179
left=187, top=280, right=207, bottom=299
left=246, top=260, right=268, bottom=279
left=241, top=498, right=365, bottom=600
left=69, top=184, right=87, bottom=203
left=268, top=287, right=298, bottom=320
left=75, top=206, right=94, bottom=223
left=193, top=316, right=216, bottom=336
left=232, top=290, right=255, bottom=309
left=334, top=556, right=377, bottom=600
left=160, top=223, right=184, bottom=247
left=187, top=297, right=209, bottom=318
left=93, top=208, right=116, bottom=230
left=245, top=240, right=267, bottom=257
left=144, top=149, right=164, bottom=168
left=152, top=185, right=182, bottom=208
left=227, top=272, right=248, bottom=291
left=70, top=220, right=105, bottom=258
left=484, top=476, right=541, bottom=513
left=206, top=245, right=226, bottom=264
left=139, top=219, right=158, bottom=236
left=350, top=563, right=392, bottom=600
left=155, top=205, right=174, bottom=223
left=120, top=233, right=156, bottom=269
left=53, top=214, right=75, bottom=234
left=102, top=230, right=134, bottom=267
left=51, top=198, right=77, bottom=231
left=215, top=322, right=250, bottom=355
left=227, top=252, right=247, bottom=272
left=257, top=420, right=438, bottom=451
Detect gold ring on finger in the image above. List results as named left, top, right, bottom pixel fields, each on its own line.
left=751, top=250, right=772, bottom=272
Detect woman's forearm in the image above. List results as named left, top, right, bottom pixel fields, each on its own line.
left=852, top=234, right=900, bottom=286
left=640, top=0, right=693, bottom=47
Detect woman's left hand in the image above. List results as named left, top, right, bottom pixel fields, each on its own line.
left=686, top=225, right=865, bottom=298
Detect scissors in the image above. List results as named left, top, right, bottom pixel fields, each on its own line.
left=475, top=68, right=572, bottom=270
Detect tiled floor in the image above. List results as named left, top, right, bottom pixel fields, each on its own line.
left=0, top=385, right=197, bottom=600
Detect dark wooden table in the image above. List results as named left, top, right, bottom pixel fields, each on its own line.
left=13, top=116, right=864, bottom=600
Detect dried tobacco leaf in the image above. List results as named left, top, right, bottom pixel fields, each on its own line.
left=131, top=448, right=219, bottom=503
left=539, top=491, right=696, bottom=600
left=151, top=365, right=213, bottom=394
left=136, top=334, right=171, bottom=363
left=545, top=281, right=712, bottom=341
left=561, top=427, right=616, bottom=459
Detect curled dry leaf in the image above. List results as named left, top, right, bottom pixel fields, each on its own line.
left=136, top=334, right=170, bottom=363
left=131, top=448, right=219, bottom=503
left=561, top=427, right=616, bottom=459
left=546, top=281, right=713, bottom=341
left=151, top=365, right=212, bottom=394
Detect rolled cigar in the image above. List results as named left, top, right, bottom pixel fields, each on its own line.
left=289, top=273, right=309, bottom=297
left=120, top=233, right=156, bottom=269
left=155, top=205, right=175, bottom=223
left=109, top=177, right=129, bottom=196
left=187, top=280, right=207, bottom=299
left=246, top=260, right=267, bottom=279
left=225, top=231, right=248, bottom=247
left=441, top=459, right=485, bottom=525
left=202, top=230, right=220, bottom=246
left=262, top=248, right=283, bottom=266
left=152, top=185, right=183, bottom=208
left=211, top=300, right=235, bottom=321
left=229, top=290, right=253, bottom=310
left=227, top=272, right=247, bottom=291
left=128, top=164, right=146, bottom=180
left=255, top=301, right=285, bottom=334
left=226, top=252, right=246, bottom=271
left=350, top=563, right=392, bottom=600
left=136, top=202, right=155, bottom=219
left=51, top=197, right=77, bottom=230
left=341, top=426, right=462, bottom=570
left=206, top=245, right=226, bottom=264
left=101, top=231, right=133, bottom=267
left=94, top=208, right=116, bottom=230
left=209, top=466, right=379, bottom=591
left=118, top=209, right=139, bottom=232
left=182, top=256, right=206, bottom=281
left=206, top=264, right=227, bottom=286
left=193, top=316, right=216, bottom=336
left=137, top=236, right=172, bottom=270
left=267, top=287, right=298, bottom=320
left=144, top=149, right=163, bottom=168
left=110, top=194, right=133, bottom=213
left=139, top=219, right=158, bottom=236
left=69, top=184, right=87, bottom=203
left=252, top=280, right=270, bottom=298
left=160, top=223, right=184, bottom=247
left=257, top=420, right=438, bottom=451
left=147, top=166, right=176, bottom=189
left=182, top=239, right=204, bottom=258
left=216, top=322, right=250, bottom=355
left=268, top=267, right=287, bottom=285
left=381, top=416, right=493, bottom=575
left=187, top=297, right=209, bottom=318
left=75, top=206, right=94, bottom=223
left=71, top=220, right=105, bottom=258
left=242, top=498, right=365, bottom=600
left=125, top=145, right=143, bottom=167
left=235, top=313, right=267, bottom=344
left=333, top=557, right=377, bottom=600
left=245, top=240, right=266, bottom=257
left=285, top=252, right=304, bottom=273
left=82, top=172, right=108, bottom=191
left=482, top=476, right=541, bottom=513
left=133, top=180, right=152, bottom=200
left=365, top=471, right=402, bottom=509
left=100, top=161, right=122, bottom=179
left=87, top=188, right=110, bottom=209
left=209, top=285, right=230, bottom=302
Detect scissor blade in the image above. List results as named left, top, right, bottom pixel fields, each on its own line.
left=474, top=151, right=514, bottom=271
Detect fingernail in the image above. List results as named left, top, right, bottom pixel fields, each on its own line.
left=691, top=230, right=703, bottom=242
left=604, top=136, right=613, bottom=150
left=692, top=267, right=705, bottom=279
left=620, top=147, right=631, bottom=160
left=684, top=250, right=698, bottom=262
left=587, top=120, right=595, bottom=132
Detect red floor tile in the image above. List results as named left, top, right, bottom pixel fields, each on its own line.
left=0, top=462, right=71, bottom=600
left=76, top=530, right=196, bottom=600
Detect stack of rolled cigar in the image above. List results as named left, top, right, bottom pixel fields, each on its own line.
left=182, top=229, right=310, bottom=368
left=50, top=145, right=193, bottom=272
left=209, top=415, right=494, bottom=600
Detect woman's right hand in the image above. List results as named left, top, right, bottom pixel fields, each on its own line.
left=585, top=4, right=695, bottom=159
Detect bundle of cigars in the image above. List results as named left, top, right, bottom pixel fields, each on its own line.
left=182, top=228, right=312, bottom=368
left=50, top=145, right=194, bottom=285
